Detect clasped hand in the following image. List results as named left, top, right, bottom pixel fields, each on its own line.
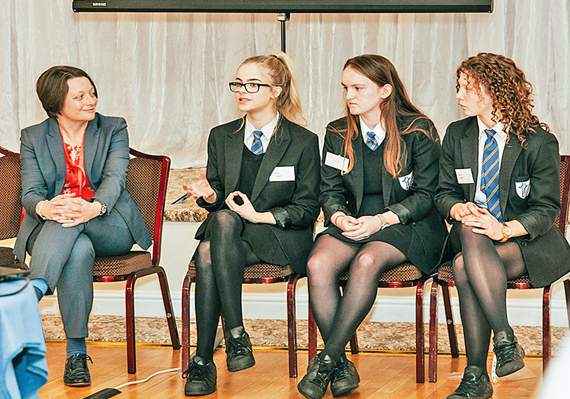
left=336, top=212, right=399, bottom=241
left=41, top=194, right=100, bottom=227
left=451, top=202, right=503, bottom=240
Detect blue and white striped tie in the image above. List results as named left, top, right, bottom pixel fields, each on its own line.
left=365, top=131, right=379, bottom=151
left=480, top=128, right=503, bottom=221
left=250, top=130, right=264, bottom=155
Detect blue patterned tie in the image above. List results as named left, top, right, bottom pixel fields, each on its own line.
left=250, top=130, right=264, bottom=155
left=480, top=128, right=503, bottom=221
left=365, top=131, right=379, bottom=151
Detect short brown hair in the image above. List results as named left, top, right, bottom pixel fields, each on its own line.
left=36, top=65, right=97, bottom=118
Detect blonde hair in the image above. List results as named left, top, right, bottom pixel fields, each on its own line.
left=239, top=52, right=307, bottom=126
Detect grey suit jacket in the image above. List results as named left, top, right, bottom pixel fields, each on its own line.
left=14, top=113, right=152, bottom=262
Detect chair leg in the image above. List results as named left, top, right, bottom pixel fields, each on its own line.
left=415, top=279, right=425, bottom=383
left=157, top=266, right=181, bottom=350
left=126, top=273, right=137, bottom=374
left=308, top=305, right=317, bottom=361
left=181, top=274, right=192, bottom=372
left=287, top=274, right=300, bottom=378
left=564, top=279, right=570, bottom=329
left=428, top=278, right=439, bottom=382
left=442, top=284, right=459, bottom=358
left=543, top=285, right=552, bottom=371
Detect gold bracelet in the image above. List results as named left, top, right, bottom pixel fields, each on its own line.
left=376, top=214, right=387, bottom=229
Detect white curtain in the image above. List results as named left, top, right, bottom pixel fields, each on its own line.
left=1, top=0, right=569, bottom=167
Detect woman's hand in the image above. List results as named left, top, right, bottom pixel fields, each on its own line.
left=450, top=201, right=480, bottom=221
left=332, top=213, right=360, bottom=232
left=225, top=191, right=259, bottom=223
left=183, top=168, right=216, bottom=204
left=341, top=215, right=383, bottom=241
left=462, top=207, right=503, bottom=240
left=38, top=195, right=100, bottom=227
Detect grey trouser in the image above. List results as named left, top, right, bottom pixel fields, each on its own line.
left=27, top=210, right=135, bottom=339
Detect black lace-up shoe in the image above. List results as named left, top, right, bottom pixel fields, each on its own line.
left=297, top=353, right=337, bottom=399
left=331, top=355, right=360, bottom=396
left=447, top=365, right=493, bottom=399
left=493, top=330, right=525, bottom=377
left=225, top=330, right=255, bottom=372
left=183, top=356, right=217, bottom=396
left=63, top=353, right=92, bottom=386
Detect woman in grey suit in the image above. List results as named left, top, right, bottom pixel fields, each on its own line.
left=14, top=66, right=151, bottom=387
left=298, top=54, right=446, bottom=399
left=182, top=53, right=320, bottom=396
left=436, top=53, right=570, bottom=399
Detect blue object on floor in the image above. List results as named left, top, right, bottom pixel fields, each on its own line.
left=0, top=279, right=48, bottom=399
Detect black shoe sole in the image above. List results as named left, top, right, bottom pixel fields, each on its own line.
left=331, top=383, right=359, bottom=397
left=227, top=358, right=255, bottom=372
left=64, top=381, right=91, bottom=387
left=185, top=387, right=216, bottom=396
left=297, top=383, right=325, bottom=399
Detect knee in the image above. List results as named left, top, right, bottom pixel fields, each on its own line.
left=210, top=209, right=240, bottom=230
left=307, top=253, right=335, bottom=286
left=351, top=251, right=378, bottom=277
left=194, top=242, right=212, bottom=270
left=452, top=253, right=469, bottom=287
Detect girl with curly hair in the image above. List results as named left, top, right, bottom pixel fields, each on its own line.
left=435, top=52, right=570, bottom=399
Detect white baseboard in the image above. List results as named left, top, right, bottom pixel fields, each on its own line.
left=39, top=290, right=570, bottom=327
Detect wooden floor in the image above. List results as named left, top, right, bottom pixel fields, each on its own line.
left=39, top=342, right=542, bottom=398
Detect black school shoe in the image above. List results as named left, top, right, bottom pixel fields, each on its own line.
left=493, top=330, right=525, bottom=377
left=297, top=353, right=337, bottom=399
left=447, top=365, right=493, bottom=399
left=331, top=355, right=360, bottom=396
left=63, top=353, right=92, bottom=386
left=184, top=356, right=217, bottom=396
left=225, top=330, right=255, bottom=372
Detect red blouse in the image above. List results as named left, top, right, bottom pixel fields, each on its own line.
left=61, top=131, right=95, bottom=200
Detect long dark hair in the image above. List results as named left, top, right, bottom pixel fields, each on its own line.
left=340, top=54, right=430, bottom=176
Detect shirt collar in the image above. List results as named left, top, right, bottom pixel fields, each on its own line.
left=477, top=116, right=507, bottom=141
left=245, top=113, right=280, bottom=143
left=360, top=118, right=386, bottom=145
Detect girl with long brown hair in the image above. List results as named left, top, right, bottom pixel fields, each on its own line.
left=436, top=52, right=570, bottom=399
left=297, top=54, right=446, bottom=399
left=182, top=53, right=320, bottom=396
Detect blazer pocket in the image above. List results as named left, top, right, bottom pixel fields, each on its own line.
left=514, top=176, right=531, bottom=199
left=398, top=171, right=413, bottom=191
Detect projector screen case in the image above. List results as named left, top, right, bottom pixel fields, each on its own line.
left=72, top=0, right=494, bottom=14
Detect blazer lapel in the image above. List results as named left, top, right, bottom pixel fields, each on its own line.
left=250, top=118, right=292, bottom=203
left=46, top=118, right=66, bottom=195
left=499, top=135, right=523, bottom=214
left=224, top=123, right=245, bottom=195
left=459, top=118, right=479, bottom=201
left=83, top=117, right=100, bottom=183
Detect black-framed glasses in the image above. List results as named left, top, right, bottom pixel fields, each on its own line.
left=229, top=81, right=273, bottom=93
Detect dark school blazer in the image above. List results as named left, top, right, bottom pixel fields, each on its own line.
left=435, top=116, right=570, bottom=287
left=14, top=113, right=152, bottom=263
left=194, top=116, right=321, bottom=274
left=320, top=116, right=447, bottom=274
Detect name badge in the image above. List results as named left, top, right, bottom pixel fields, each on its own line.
left=455, top=168, right=475, bottom=184
left=324, top=152, right=349, bottom=172
left=269, top=166, right=295, bottom=182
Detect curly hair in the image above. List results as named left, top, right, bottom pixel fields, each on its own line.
left=457, top=52, right=550, bottom=144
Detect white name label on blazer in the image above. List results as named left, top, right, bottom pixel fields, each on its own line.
left=325, top=152, right=350, bottom=171
left=270, top=166, right=295, bottom=182
left=455, top=168, right=475, bottom=184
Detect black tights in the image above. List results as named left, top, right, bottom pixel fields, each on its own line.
left=194, top=210, right=260, bottom=361
left=453, top=224, right=526, bottom=372
left=307, top=235, right=407, bottom=361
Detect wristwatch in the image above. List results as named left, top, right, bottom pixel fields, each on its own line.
left=94, top=200, right=107, bottom=216
left=498, top=222, right=512, bottom=243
